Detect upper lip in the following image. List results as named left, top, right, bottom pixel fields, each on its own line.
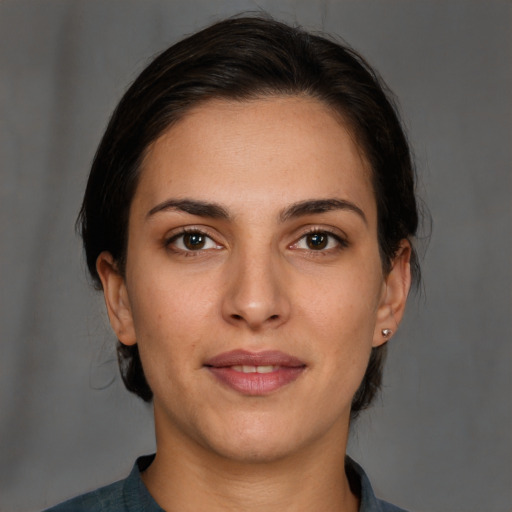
left=204, top=350, right=306, bottom=368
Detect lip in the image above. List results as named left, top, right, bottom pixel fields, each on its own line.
left=204, top=350, right=306, bottom=396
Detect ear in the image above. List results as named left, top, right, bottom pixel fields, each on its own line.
left=96, top=251, right=137, bottom=346
left=373, top=240, right=412, bottom=347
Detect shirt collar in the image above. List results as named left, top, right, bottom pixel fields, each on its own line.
left=124, top=454, right=401, bottom=512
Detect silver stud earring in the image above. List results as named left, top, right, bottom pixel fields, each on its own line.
left=381, top=328, right=393, bottom=338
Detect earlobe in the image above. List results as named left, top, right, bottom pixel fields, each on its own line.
left=373, top=240, right=412, bottom=347
left=96, top=251, right=137, bottom=346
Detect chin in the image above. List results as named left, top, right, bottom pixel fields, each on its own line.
left=209, top=434, right=299, bottom=464
left=199, top=412, right=323, bottom=465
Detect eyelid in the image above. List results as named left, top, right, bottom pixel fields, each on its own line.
left=289, top=226, right=349, bottom=251
left=164, top=226, right=224, bottom=253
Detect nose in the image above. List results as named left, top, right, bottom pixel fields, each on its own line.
left=221, top=247, right=291, bottom=331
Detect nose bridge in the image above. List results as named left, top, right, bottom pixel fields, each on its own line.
left=222, top=238, right=290, bottom=330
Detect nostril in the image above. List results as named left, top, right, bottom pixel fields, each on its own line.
left=229, top=313, right=280, bottom=323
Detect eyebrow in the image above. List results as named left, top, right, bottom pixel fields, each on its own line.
left=147, top=197, right=366, bottom=224
left=280, top=198, right=367, bottom=224
left=147, top=199, right=231, bottom=219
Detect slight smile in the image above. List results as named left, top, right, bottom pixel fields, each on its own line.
left=204, top=350, right=307, bottom=395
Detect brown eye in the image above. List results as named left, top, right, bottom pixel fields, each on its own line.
left=291, top=230, right=347, bottom=252
left=183, top=232, right=206, bottom=250
left=306, top=232, right=328, bottom=250
left=168, top=230, right=222, bottom=253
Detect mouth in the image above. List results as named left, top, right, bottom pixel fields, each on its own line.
left=204, top=350, right=306, bottom=396
left=230, top=365, right=280, bottom=373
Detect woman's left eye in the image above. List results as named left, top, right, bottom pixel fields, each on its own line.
left=292, top=231, right=346, bottom=251
left=167, top=231, right=221, bottom=252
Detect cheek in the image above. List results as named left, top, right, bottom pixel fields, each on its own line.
left=127, top=283, right=205, bottom=406
left=297, top=259, right=383, bottom=332
left=294, top=258, right=383, bottom=376
left=129, top=260, right=207, bottom=327
left=125, top=265, right=223, bottom=374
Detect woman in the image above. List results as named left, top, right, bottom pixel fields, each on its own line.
left=46, top=15, right=419, bottom=512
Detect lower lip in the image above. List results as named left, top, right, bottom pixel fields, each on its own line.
left=207, top=366, right=305, bottom=395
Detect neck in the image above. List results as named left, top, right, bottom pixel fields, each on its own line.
left=142, top=413, right=359, bottom=512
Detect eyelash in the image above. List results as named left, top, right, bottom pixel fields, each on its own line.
left=164, top=227, right=349, bottom=256
left=165, top=228, right=221, bottom=256
left=291, top=228, right=349, bottom=253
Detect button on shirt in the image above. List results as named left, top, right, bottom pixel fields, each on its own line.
left=44, top=455, right=408, bottom=512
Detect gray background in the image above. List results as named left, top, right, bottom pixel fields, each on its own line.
left=1, top=1, right=510, bottom=511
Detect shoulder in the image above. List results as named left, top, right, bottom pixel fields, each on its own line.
left=375, top=499, right=409, bottom=512
left=42, top=479, right=125, bottom=512
left=345, top=456, right=410, bottom=512
left=42, top=454, right=161, bottom=512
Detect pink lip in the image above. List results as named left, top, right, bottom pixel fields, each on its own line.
left=204, top=350, right=306, bottom=396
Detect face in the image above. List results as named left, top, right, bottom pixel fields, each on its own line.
left=98, top=96, right=410, bottom=463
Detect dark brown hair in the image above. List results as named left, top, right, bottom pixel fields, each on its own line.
left=78, top=15, right=420, bottom=417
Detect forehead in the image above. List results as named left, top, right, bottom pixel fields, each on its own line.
left=135, top=96, right=375, bottom=220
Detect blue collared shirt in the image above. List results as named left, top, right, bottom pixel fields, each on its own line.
left=44, top=455, right=408, bottom=512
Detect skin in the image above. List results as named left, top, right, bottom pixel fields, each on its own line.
left=97, top=96, right=411, bottom=512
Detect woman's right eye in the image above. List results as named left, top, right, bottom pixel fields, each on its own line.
left=167, top=231, right=221, bottom=253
